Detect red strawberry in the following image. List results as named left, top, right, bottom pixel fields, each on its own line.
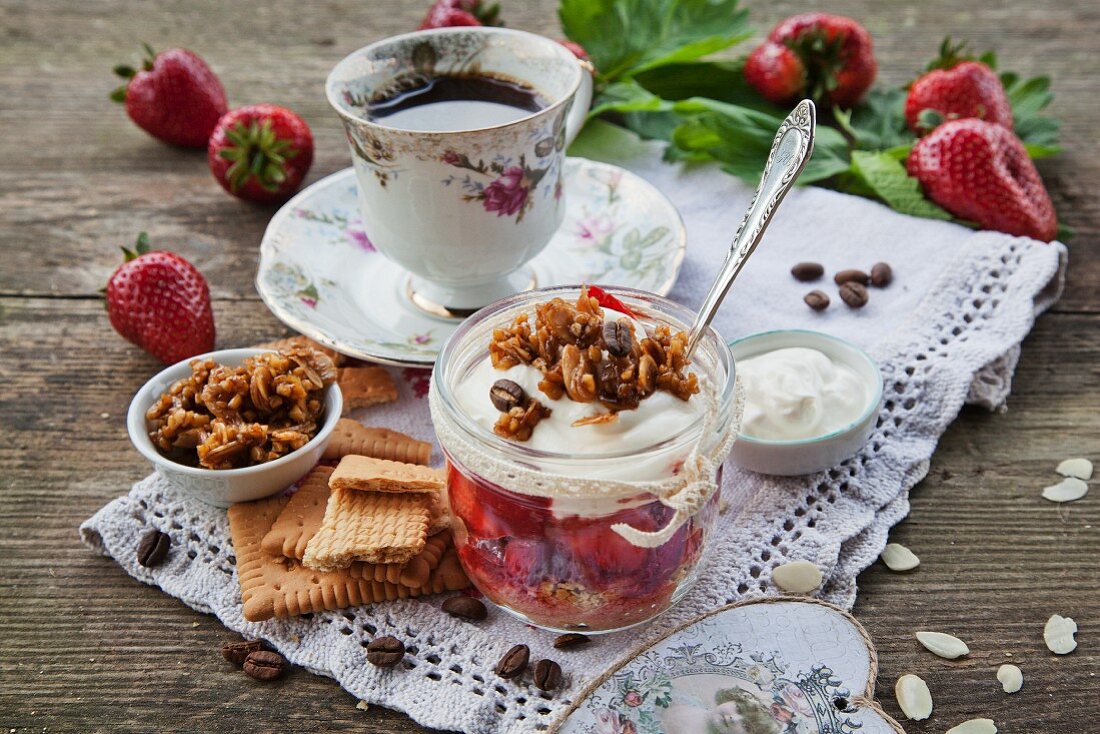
left=586, top=285, right=638, bottom=319
left=557, top=40, right=589, bottom=62
left=905, top=41, right=1013, bottom=134
left=111, top=45, right=227, bottom=148
left=419, top=0, right=500, bottom=29
left=105, top=233, right=215, bottom=363
left=906, top=119, right=1057, bottom=241
left=745, top=13, right=876, bottom=108
left=744, top=42, right=807, bottom=106
left=447, top=463, right=550, bottom=540
left=208, top=105, right=313, bottom=204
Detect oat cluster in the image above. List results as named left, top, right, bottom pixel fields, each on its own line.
left=488, top=287, right=699, bottom=440
left=147, top=347, right=336, bottom=469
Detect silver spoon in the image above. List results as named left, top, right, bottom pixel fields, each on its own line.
left=685, top=99, right=817, bottom=357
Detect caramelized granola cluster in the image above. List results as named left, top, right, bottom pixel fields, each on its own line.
left=146, top=347, right=336, bottom=469
left=488, top=288, right=699, bottom=441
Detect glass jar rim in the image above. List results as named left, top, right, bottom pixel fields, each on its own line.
left=431, top=285, right=737, bottom=466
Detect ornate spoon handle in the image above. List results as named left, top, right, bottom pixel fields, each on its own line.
left=686, top=99, right=817, bottom=357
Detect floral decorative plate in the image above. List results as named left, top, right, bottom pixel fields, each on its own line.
left=555, top=599, right=904, bottom=734
left=255, top=158, right=686, bottom=367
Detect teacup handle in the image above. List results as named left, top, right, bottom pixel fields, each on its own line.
left=563, top=59, right=595, bottom=147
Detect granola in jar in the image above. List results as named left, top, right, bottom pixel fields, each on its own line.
left=482, top=286, right=699, bottom=442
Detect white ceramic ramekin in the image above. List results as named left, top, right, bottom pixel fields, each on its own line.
left=127, top=348, right=342, bottom=507
left=727, top=330, right=883, bottom=476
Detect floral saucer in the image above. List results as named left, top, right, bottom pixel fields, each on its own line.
left=556, top=599, right=904, bottom=734
left=255, top=157, right=686, bottom=367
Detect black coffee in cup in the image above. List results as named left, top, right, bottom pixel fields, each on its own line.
left=367, top=74, right=549, bottom=131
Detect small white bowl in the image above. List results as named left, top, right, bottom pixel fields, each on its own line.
left=127, top=348, right=343, bottom=507
left=727, top=330, right=883, bottom=476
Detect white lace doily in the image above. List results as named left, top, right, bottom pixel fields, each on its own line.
left=81, top=132, right=1067, bottom=733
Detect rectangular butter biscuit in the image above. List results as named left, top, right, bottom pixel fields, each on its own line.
left=303, top=487, right=429, bottom=570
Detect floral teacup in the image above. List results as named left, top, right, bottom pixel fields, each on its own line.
left=326, top=27, right=593, bottom=313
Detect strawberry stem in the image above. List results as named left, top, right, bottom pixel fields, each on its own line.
left=121, top=232, right=151, bottom=262
left=784, top=29, right=847, bottom=105
left=141, top=42, right=156, bottom=70
left=218, top=118, right=298, bottom=193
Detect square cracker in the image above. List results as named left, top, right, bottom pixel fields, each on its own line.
left=322, top=418, right=432, bottom=466
left=303, top=487, right=430, bottom=570
left=329, top=455, right=445, bottom=494
left=228, top=495, right=468, bottom=622
left=337, top=366, right=397, bottom=413
left=262, top=464, right=449, bottom=564
left=260, top=465, right=334, bottom=561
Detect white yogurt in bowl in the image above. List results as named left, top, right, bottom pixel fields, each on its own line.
left=727, top=331, right=883, bottom=476
left=738, top=347, right=870, bottom=442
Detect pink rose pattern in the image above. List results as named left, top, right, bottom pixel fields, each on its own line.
left=440, top=150, right=551, bottom=222
left=481, top=166, right=529, bottom=217
left=345, top=226, right=375, bottom=252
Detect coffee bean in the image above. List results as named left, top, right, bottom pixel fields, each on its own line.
left=243, top=650, right=287, bottom=681
left=222, top=639, right=263, bottom=665
left=870, top=262, right=893, bottom=287
left=553, top=633, right=591, bottom=650
left=790, top=262, right=824, bottom=282
left=495, top=644, right=529, bottom=679
left=490, top=379, right=525, bottom=412
left=803, top=290, right=830, bottom=311
left=136, top=529, right=170, bottom=568
left=366, top=636, right=405, bottom=667
left=603, top=319, right=633, bottom=357
left=834, top=269, right=870, bottom=286
left=441, top=595, right=487, bottom=621
left=533, top=659, right=563, bottom=692
left=839, top=282, right=869, bottom=308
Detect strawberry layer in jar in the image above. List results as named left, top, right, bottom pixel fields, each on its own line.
left=428, top=286, right=739, bottom=633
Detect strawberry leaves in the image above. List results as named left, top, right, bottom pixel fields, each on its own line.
left=109, top=42, right=159, bottom=102
left=846, top=150, right=954, bottom=221
left=559, top=0, right=751, bottom=83
left=121, top=231, right=152, bottom=262
left=217, top=118, right=299, bottom=194
left=667, top=97, right=851, bottom=184
left=1001, top=72, right=1060, bottom=151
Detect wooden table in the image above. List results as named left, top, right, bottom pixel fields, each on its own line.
left=1, top=1, right=1096, bottom=731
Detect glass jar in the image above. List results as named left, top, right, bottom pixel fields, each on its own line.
left=430, top=286, right=738, bottom=633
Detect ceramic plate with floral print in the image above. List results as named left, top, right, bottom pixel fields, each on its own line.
left=555, top=599, right=904, bottom=734
left=256, top=157, right=686, bottom=366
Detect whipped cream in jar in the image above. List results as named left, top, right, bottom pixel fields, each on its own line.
left=429, top=286, right=739, bottom=633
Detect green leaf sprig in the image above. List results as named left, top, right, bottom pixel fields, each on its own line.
left=559, top=1, right=1066, bottom=234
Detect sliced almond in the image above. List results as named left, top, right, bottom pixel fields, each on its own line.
left=771, top=560, right=822, bottom=593
left=1044, top=614, right=1078, bottom=654
left=946, top=719, right=997, bottom=734
left=1041, top=477, right=1089, bottom=503
left=1056, top=458, right=1093, bottom=481
left=996, top=664, right=1023, bottom=693
left=880, top=542, right=920, bottom=571
left=915, top=630, right=970, bottom=659
left=894, top=674, right=932, bottom=720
